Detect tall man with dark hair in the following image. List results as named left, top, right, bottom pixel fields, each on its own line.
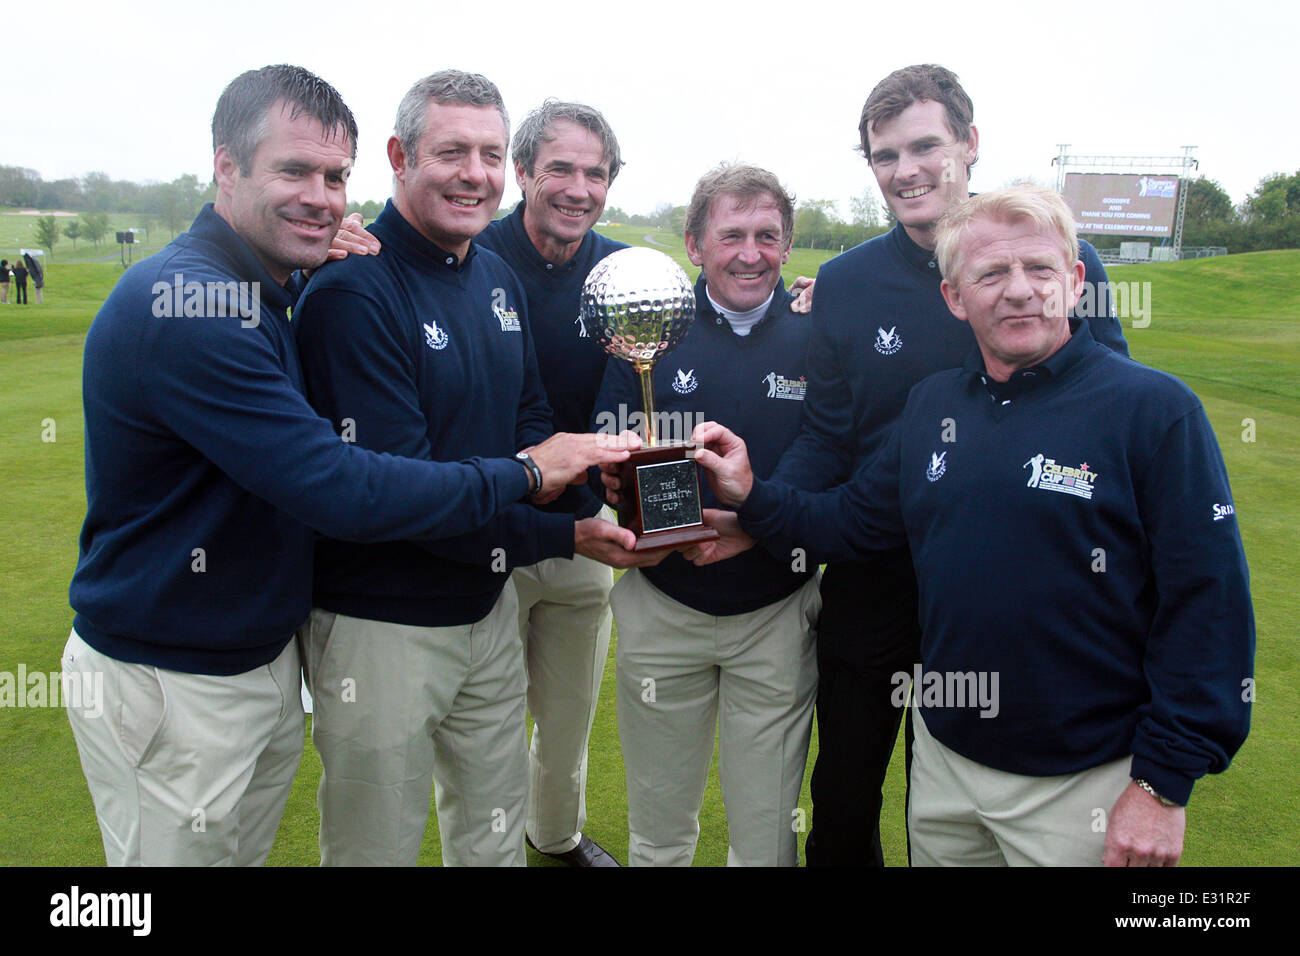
left=64, top=65, right=624, bottom=867
left=293, top=74, right=649, bottom=867
left=767, top=65, right=1129, bottom=866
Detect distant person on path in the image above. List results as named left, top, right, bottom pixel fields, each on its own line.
left=12, top=256, right=27, bottom=304
left=24, top=252, right=43, bottom=303
left=0, top=260, right=9, bottom=303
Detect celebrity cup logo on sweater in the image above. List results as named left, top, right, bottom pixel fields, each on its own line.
left=494, top=304, right=521, bottom=332
left=762, top=372, right=807, bottom=401
left=1024, top=453, right=1099, bottom=500
left=874, top=326, right=903, bottom=355
left=423, top=320, right=449, bottom=351
left=926, top=451, right=947, bottom=482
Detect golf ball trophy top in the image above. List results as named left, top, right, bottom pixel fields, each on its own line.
left=580, top=248, right=719, bottom=552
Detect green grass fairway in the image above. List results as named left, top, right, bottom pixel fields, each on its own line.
left=0, top=241, right=1293, bottom=867
left=1, top=211, right=174, bottom=266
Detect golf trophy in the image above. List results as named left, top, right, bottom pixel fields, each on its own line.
left=580, top=247, right=719, bottom=552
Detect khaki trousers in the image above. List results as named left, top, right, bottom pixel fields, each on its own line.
left=300, top=584, right=527, bottom=867
left=613, top=570, right=820, bottom=866
left=511, top=507, right=614, bottom=854
left=909, top=708, right=1131, bottom=866
left=63, top=629, right=303, bottom=866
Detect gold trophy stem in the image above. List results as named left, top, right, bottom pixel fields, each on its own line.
left=635, top=362, right=658, bottom=447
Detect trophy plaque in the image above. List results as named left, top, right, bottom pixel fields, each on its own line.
left=581, top=247, right=719, bottom=552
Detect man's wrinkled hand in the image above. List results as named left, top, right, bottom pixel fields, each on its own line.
left=681, top=509, right=756, bottom=565
left=1102, top=780, right=1185, bottom=867
left=790, top=276, right=816, bottom=314
left=526, top=430, right=640, bottom=504
left=325, top=213, right=381, bottom=261
left=575, top=516, right=672, bottom=569
left=689, top=421, right=754, bottom=508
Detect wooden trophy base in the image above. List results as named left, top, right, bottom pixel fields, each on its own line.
left=616, top=442, right=720, bottom=552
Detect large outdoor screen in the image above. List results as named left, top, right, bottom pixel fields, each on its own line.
left=1062, top=173, right=1180, bottom=237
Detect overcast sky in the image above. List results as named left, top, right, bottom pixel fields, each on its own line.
left=9, top=0, right=1296, bottom=221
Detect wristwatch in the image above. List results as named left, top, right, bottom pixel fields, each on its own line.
left=515, top=451, right=543, bottom=494
left=1134, top=778, right=1182, bottom=808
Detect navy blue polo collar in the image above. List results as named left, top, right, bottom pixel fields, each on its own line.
left=373, top=199, right=478, bottom=272
left=891, top=220, right=942, bottom=276
left=185, top=204, right=297, bottom=313
left=693, top=273, right=793, bottom=340
left=966, top=319, right=1099, bottom=402
left=502, top=200, right=594, bottom=276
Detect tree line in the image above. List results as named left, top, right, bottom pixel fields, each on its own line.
left=1162, top=173, right=1300, bottom=253
left=6, top=165, right=1296, bottom=258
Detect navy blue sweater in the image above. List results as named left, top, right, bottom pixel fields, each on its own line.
left=70, top=205, right=531, bottom=675
left=592, top=277, right=816, bottom=616
left=294, top=201, right=575, bottom=627
left=772, top=222, right=1128, bottom=493
left=478, top=202, right=627, bottom=519
left=740, top=322, right=1254, bottom=804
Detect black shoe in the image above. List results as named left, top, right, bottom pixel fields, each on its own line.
left=527, top=834, right=621, bottom=867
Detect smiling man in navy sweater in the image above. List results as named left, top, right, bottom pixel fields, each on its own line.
left=293, top=73, right=652, bottom=867
left=593, top=165, right=820, bottom=866
left=63, top=66, right=626, bottom=868
left=474, top=101, right=630, bottom=868
left=690, top=185, right=1254, bottom=866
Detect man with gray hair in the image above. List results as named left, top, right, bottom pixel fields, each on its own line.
left=293, top=73, right=649, bottom=866
left=474, top=99, right=634, bottom=867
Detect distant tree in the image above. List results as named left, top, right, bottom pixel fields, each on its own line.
left=1183, top=177, right=1237, bottom=225
left=849, top=189, right=882, bottom=228
left=63, top=219, right=81, bottom=250
left=39, top=177, right=83, bottom=210
left=603, top=206, right=629, bottom=223
left=80, top=212, right=110, bottom=249
left=82, top=171, right=115, bottom=212
left=1244, top=171, right=1300, bottom=224
left=360, top=199, right=382, bottom=220
left=34, top=215, right=61, bottom=256
left=794, top=199, right=840, bottom=249
left=650, top=201, right=675, bottom=229
left=0, top=165, right=41, bottom=208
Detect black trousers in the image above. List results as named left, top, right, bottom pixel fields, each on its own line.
left=14, top=277, right=27, bottom=304
left=805, top=551, right=921, bottom=867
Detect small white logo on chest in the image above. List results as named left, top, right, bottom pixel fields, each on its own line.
left=875, top=326, right=903, bottom=355
left=672, top=369, right=699, bottom=394
left=423, top=320, right=449, bottom=350
left=926, top=451, right=947, bottom=482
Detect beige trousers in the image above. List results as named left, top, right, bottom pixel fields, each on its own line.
left=511, top=507, right=614, bottom=854
left=909, top=708, right=1131, bottom=866
left=63, top=629, right=303, bottom=866
left=300, top=584, right=527, bottom=867
left=612, top=570, right=820, bottom=866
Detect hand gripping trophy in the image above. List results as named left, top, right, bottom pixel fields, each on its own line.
left=581, top=247, right=718, bottom=551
